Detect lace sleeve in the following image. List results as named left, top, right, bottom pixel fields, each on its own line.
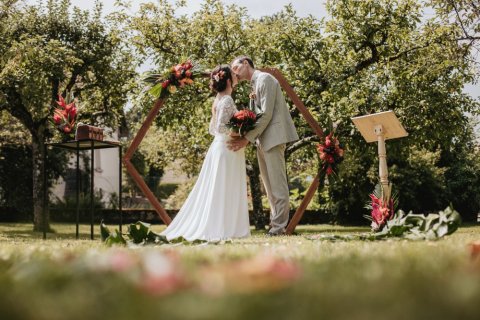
left=215, top=96, right=237, bottom=134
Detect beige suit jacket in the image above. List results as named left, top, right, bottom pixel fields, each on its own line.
left=245, top=70, right=299, bottom=151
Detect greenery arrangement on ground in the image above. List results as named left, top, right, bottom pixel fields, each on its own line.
left=101, top=205, right=461, bottom=247
left=100, top=221, right=218, bottom=246
left=308, top=206, right=461, bottom=241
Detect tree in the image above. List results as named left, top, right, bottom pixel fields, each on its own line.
left=0, top=0, right=136, bottom=231
left=0, top=111, right=32, bottom=218
left=245, top=0, right=479, bottom=221
left=125, top=0, right=479, bottom=224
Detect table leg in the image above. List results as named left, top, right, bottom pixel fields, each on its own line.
left=42, top=143, right=47, bottom=240
left=76, top=141, right=80, bottom=239
left=119, top=146, right=123, bottom=232
left=90, top=140, right=94, bottom=240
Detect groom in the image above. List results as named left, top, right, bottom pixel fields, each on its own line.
left=228, top=56, right=299, bottom=236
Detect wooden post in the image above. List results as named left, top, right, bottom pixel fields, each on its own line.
left=374, top=124, right=391, bottom=201
left=123, top=98, right=172, bottom=225
left=286, top=172, right=321, bottom=234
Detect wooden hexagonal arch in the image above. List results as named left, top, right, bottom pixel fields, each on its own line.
left=123, top=68, right=324, bottom=234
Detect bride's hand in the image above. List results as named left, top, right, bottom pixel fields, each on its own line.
left=228, top=137, right=249, bottom=151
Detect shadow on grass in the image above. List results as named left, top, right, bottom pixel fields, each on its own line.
left=0, top=223, right=108, bottom=241
left=249, top=225, right=371, bottom=236
left=456, top=223, right=480, bottom=229
left=6, top=222, right=474, bottom=241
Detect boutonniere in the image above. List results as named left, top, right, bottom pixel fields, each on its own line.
left=249, top=91, right=257, bottom=100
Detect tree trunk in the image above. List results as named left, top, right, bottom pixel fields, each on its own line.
left=32, top=126, right=50, bottom=232
left=246, top=158, right=267, bottom=230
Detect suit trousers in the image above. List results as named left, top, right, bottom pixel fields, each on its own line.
left=257, top=143, right=290, bottom=234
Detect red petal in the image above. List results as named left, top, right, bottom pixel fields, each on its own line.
left=56, top=95, right=66, bottom=108
left=468, top=241, right=480, bottom=260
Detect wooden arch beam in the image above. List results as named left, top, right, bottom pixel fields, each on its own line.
left=259, top=68, right=324, bottom=235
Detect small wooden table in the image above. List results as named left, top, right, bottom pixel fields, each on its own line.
left=43, top=139, right=122, bottom=240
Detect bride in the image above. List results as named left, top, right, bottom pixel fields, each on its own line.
left=161, top=65, right=251, bottom=241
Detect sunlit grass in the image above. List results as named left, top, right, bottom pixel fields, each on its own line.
left=1, top=222, right=480, bottom=320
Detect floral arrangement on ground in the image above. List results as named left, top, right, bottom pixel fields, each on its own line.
left=307, top=183, right=461, bottom=241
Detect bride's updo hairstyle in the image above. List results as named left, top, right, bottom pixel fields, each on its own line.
left=210, top=65, right=233, bottom=93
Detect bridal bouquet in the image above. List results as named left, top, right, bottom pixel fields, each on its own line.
left=52, top=93, right=77, bottom=136
left=143, top=60, right=202, bottom=99
left=227, top=109, right=262, bottom=137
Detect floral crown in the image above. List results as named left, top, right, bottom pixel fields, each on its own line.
left=211, top=70, right=226, bottom=82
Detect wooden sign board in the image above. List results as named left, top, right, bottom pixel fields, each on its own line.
left=351, top=111, right=408, bottom=143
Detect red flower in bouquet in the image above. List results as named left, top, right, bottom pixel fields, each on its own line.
left=235, top=109, right=256, bottom=121
left=144, top=59, right=201, bottom=99
left=227, top=109, right=262, bottom=136
left=317, top=131, right=344, bottom=176
left=53, top=94, right=77, bottom=136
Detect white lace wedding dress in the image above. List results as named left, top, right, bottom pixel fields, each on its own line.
left=161, top=95, right=250, bottom=241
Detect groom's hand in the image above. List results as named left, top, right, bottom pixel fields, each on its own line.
left=229, top=131, right=241, bottom=138
left=228, top=137, right=249, bottom=151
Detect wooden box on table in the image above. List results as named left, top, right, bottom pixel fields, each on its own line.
left=75, top=124, right=104, bottom=141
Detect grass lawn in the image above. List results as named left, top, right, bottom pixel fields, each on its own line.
left=1, top=222, right=480, bottom=320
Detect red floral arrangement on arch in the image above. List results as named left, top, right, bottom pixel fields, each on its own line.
left=317, top=128, right=344, bottom=176
left=53, top=93, right=77, bottom=135
left=144, top=60, right=201, bottom=99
